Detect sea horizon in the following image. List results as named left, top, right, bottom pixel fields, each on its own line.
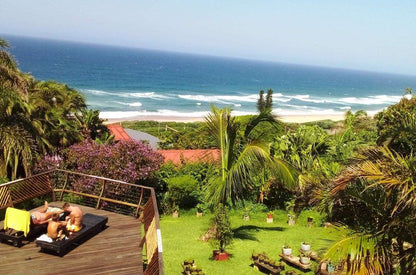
left=4, top=34, right=416, bottom=120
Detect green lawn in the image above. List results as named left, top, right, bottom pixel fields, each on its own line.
left=160, top=209, right=345, bottom=274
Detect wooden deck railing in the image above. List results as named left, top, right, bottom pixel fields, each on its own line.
left=0, top=169, right=163, bottom=275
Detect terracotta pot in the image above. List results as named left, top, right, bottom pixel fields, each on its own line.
left=213, top=250, right=229, bottom=261
left=196, top=212, right=203, bottom=217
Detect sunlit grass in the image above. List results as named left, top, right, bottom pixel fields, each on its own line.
left=160, top=209, right=345, bottom=274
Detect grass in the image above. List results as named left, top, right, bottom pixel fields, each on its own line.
left=160, top=209, right=345, bottom=274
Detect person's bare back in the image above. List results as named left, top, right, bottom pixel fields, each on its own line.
left=62, top=203, right=83, bottom=231
left=47, top=213, right=66, bottom=240
left=69, top=205, right=83, bottom=227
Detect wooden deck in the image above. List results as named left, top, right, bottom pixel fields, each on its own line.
left=0, top=203, right=143, bottom=275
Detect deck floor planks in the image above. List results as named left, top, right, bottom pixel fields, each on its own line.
left=0, top=203, right=143, bottom=275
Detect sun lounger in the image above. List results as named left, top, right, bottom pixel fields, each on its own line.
left=35, top=213, right=108, bottom=256
left=0, top=207, right=47, bottom=247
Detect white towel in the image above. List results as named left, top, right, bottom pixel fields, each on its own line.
left=37, top=234, right=53, bottom=243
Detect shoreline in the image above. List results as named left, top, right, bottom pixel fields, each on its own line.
left=102, top=113, right=347, bottom=124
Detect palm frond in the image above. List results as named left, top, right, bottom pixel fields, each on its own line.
left=323, top=232, right=388, bottom=274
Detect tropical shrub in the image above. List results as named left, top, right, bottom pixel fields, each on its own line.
left=165, top=175, right=200, bottom=209
left=155, top=162, right=216, bottom=199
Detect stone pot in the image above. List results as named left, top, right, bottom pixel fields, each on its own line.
left=301, top=242, right=311, bottom=251
left=300, top=256, right=311, bottom=265
left=282, top=247, right=292, bottom=256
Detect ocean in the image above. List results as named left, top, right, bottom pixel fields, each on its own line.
left=5, top=35, right=416, bottom=119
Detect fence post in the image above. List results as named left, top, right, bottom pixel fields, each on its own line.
left=96, top=179, right=106, bottom=209
left=59, top=173, right=69, bottom=201
left=135, top=188, right=144, bottom=218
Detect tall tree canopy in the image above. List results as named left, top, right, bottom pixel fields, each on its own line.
left=0, top=38, right=108, bottom=180
left=375, top=90, right=416, bottom=155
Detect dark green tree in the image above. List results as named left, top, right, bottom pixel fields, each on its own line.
left=375, top=90, right=416, bottom=155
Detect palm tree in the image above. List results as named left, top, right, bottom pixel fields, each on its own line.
left=0, top=38, right=31, bottom=96
left=323, top=146, right=416, bottom=273
left=29, top=80, right=87, bottom=150
left=81, top=109, right=110, bottom=140
left=204, top=105, right=295, bottom=205
left=0, top=39, right=89, bottom=178
left=0, top=88, right=37, bottom=179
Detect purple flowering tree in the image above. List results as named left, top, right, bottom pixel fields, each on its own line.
left=36, top=140, right=164, bottom=191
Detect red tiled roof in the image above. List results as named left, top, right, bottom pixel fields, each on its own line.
left=106, top=124, right=132, bottom=141
left=157, top=149, right=220, bottom=165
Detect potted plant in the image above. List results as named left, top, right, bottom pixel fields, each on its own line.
left=269, top=260, right=278, bottom=269
left=196, top=203, right=203, bottom=217
left=183, top=259, right=194, bottom=268
left=211, top=203, right=233, bottom=261
left=327, top=261, right=336, bottom=272
left=172, top=205, right=179, bottom=218
left=243, top=206, right=251, bottom=221
left=300, top=252, right=311, bottom=265
left=287, top=214, right=295, bottom=226
left=267, top=211, right=273, bottom=223
left=301, top=241, right=311, bottom=252
left=285, top=199, right=296, bottom=225
left=307, top=216, right=313, bottom=227
left=282, top=244, right=292, bottom=256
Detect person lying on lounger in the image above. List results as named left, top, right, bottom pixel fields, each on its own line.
left=31, top=201, right=64, bottom=225
left=47, top=213, right=67, bottom=240
left=62, top=202, right=83, bottom=232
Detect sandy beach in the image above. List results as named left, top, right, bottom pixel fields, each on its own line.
left=103, top=113, right=346, bottom=124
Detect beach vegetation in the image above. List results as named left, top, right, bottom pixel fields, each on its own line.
left=122, top=120, right=217, bottom=149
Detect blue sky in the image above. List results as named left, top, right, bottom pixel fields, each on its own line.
left=1, top=0, right=415, bottom=75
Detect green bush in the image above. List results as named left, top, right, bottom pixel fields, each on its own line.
left=166, top=175, right=200, bottom=209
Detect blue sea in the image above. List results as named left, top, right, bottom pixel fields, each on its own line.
left=5, top=35, right=416, bottom=119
